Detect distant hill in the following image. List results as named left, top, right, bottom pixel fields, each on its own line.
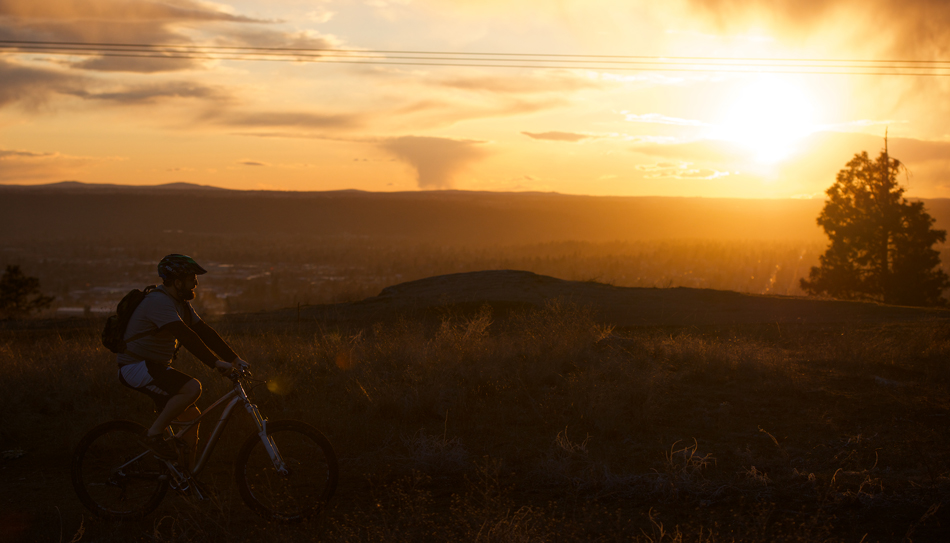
left=277, top=270, right=950, bottom=327
left=0, top=181, right=227, bottom=192
left=2, top=181, right=949, bottom=245
left=0, top=182, right=826, bottom=243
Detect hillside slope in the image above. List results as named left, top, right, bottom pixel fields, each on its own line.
left=290, top=269, right=950, bottom=327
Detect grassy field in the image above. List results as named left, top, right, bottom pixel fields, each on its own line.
left=2, top=291, right=950, bottom=542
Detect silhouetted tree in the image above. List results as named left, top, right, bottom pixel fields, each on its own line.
left=0, top=265, right=55, bottom=318
left=801, top=143, right=949, bottom=306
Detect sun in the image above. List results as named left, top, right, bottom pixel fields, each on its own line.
left=715, top=76, right=818, bottom=164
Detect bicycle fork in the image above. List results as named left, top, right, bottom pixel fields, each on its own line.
left=245, top=401, right=289, bottom=475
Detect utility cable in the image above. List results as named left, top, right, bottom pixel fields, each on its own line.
left=2, top=39, right=949, bottom=75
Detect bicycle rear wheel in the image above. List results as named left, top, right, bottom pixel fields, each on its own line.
left=71, top=420, right=168, bottom=519
left=235, top=420, right=338, bottom=523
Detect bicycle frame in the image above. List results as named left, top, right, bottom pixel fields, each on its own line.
left=166, top=376, right=288, bottom=477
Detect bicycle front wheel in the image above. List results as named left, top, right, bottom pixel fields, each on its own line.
left=71, top=420, right=168, bottom=519
left=235, top=420, right=338, bottom=523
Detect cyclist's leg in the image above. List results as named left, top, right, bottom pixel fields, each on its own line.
left=148, top=378, right=201, bottom=437
left=175, top=404, right=201, bottom=465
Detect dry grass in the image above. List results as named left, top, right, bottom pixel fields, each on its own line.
left=2, top=300, right=949, bottom=542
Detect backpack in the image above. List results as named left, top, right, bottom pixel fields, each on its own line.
left=101, top=285, right=161, bottom=354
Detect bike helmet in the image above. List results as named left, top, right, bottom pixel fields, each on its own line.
left=158, top=254, right=207, bottom=280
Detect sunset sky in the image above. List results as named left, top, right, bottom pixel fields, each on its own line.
left=2, top=0, right=950, bottom=198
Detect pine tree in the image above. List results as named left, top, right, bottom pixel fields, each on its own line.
left=800, top=142, right=949, bottom=306
left=0, top=265, right=55, bottom=318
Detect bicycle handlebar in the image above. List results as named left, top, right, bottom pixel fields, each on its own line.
left=224, top=360, right=251, bottom=381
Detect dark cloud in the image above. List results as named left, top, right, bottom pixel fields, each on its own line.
left=685, top=0, right=834, bottom=29
left=66, top=81, right=227, bottom=103
left=0, top=58, right=232, bottom=109
left=0, top=149, right=52, bottom=158
left=71, top=55, right=203, bottom=74
left=206, top=111, right=362, bottom=130
left=381, top=136, right=488, bottom=189
left=239, top=160, right=267, bottom=166
left=0, top=58, right=79, bottom=108
left=0, top=0, right=275, bottom=73
left=686, top=0, right=950, bottom=56
left=214, top=28, right=338, bottom=50
left=0, top=0, right=265, bottom=23
left=0, top=57, right=240, bottom=114
left=522, top=131, right=592, bottom=142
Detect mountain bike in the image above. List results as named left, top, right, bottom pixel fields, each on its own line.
left=71, top=364, right=338, bottom=523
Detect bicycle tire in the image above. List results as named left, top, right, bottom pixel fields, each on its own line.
left=71, top=420, right=169, bottom=519
left=234, top=420, right=338, bottom=523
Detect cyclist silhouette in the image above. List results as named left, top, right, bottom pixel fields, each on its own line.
left=116, top=254, right=248, bottom=460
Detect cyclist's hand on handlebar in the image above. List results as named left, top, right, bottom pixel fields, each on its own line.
left=216, top=358, right=249, bottom=377
left=215, top=359, right=233, bottom=375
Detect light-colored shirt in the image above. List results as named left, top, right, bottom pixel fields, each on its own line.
left=116, top=285, right=200, bottom=366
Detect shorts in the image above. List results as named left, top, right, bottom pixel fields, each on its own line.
left=118, top=360, right=195, bottom=412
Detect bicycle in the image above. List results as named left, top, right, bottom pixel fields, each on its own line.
left=71, top=364, right=338, bottom=523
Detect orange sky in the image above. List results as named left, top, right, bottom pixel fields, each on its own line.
left=1, top=0, right=950, bottom=198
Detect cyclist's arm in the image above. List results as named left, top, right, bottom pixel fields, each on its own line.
left=190, top=320, right=239, bottom=363
left=161, top=320, right=220, bottom=369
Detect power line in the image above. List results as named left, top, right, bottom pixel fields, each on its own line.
left=7, top=41, right=950, bottom=69
left=2, top=39, right=950, bottom=76
left=3, top=39, right=949, bottom=64
left=7, top=50, right=949, bottom=76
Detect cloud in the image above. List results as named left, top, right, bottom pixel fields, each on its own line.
left=0, top=149, right=49, bottom=159
left=636, top=162, right=730, bottom=180
left=522, top=131, right=592, bottom=142
left=887, top=136, right=950, bottom=164
left=780, top=131, right=950, bottom=196
left=436, top=73, right=602, bottom=94
left=631, top=138, right=751, bottom=163
left=381, top=136, right=488, bottom=189
left=205, top=110, right=363, bottom=130
left=62, top=28, right=342, bottom=72
left=396, top=97, right=565, bottom=129
left=0, top=58, right=81, bottom=108
left=217, top=28, right=339, bottom=49
left=70, top=56, right=203, bottom=74
left=0, top=0, right=265, bottom=23
left=632, top=131, right=950, bottom=175
left=0, top=146, right=97, bottom=181
left=685, top=0, right=950, bottom=56
left=0, top=0, right=275, bottom=73
left=66, top=81, right=228, bottom=103
left=0, top=58, right=231, bottom=109
left=306, top=9, right=335, bottom=24
left=238, top=160, right=267, bottom=166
